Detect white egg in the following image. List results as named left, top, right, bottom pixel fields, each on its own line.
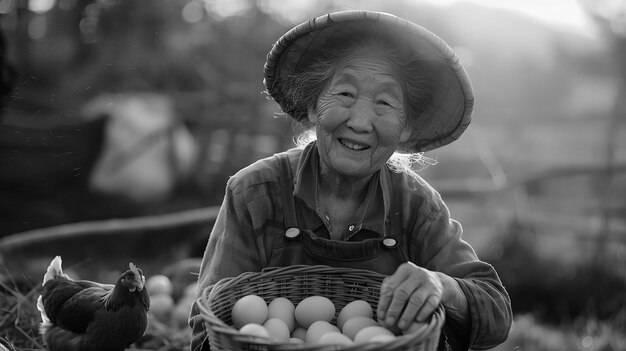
left=336, top=300, right=373, bottom=330
left=342, top=316, right=379, bottom=340
left=146, top=274, right=173, bottom=296
left=231, top=294, right=268, bottom=329
left=306, top=320, right=339, bottom=344
left=291, top=326, right=307, bottom=341
left=354, top=326, right=395, bottom=344
left=239, top=323, right=270, bottom=339
left=268, top=297, right=296, bottom=332
left=370, top=334, right=396, bottom=343
left=318, top=331, right=354, bottom=346
left=289, top=337, right=305, bottom=344
left=263, top=318, right=290, bottom=343
left=295, top=296, right=335, bottom=328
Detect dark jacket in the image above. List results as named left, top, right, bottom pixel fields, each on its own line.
left=189, top=142, right=512, bottom=350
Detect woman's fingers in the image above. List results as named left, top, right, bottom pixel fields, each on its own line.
left=416, top=294, right=441, bottom=323
left=383, top=278, right=419, bottom=327
left=377, top=263, right=420, bottom=323
left=377, top=263, right=443, bottom=329
left=377, top=267, right=410, bottom=322
left=396, top=287, right=426, bottom=329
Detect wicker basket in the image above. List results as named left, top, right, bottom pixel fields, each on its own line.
left=196, top=265, right=445, bottom=351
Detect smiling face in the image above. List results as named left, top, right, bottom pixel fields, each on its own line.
left=308, top=55, right=411, bottom=180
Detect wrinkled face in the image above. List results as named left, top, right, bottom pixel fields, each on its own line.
left=308, top=56, right=411, bottom=179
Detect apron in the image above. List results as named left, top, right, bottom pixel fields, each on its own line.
left=272, top=153, right=455, bottom=351
left=274, top=153, right=407, bottom=275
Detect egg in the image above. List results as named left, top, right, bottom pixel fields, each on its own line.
left=239, top=323, right=270, bottom=339
left=376, top=314, right=403, bottom=332
left=336, top=300, right=373, bottom=330
left=295, top=296, right=335, bottom=328
left=305, top=320, right=339, bottom=344
left=231, top=294, right=268, bottom=329
left=146, top=274, right=173, bottom=296
left=183, top=282, right=198, bottom=298
left=289, top=337, right=305, bottom=344
left=370, top=334, right=397, bottom=343
left=263, top=318, right=290, bottom=343
left=268, top=297, right=296, bottom=332
left=318, top=331, right=354, bottom=346
left=342, top=316, right=379, bottom=340
left=171, top=296, right=194, bottom=328
left=354, top=326, right=395, bottom=344
left=149, top=294, right=174, bottom=321
left=291, top=326, right=307, bottom=341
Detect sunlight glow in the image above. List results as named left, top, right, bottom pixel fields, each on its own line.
left=182, top=1, right=204, bottom=23
left=204, top=0, right=251, bottom=19
left=258, top=0, right=323, bottom=24
left=0, top=0, right=16, bottom=14
left=424, top=0, right=591, bottom=32
left=28, top=0, right=55, bottom=14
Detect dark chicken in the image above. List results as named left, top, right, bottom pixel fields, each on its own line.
left=37, top=256, right=150, bottom=351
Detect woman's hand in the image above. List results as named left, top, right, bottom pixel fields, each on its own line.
left=376, top=262, right=443, bottom=331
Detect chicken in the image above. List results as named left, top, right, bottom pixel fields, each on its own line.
left=36, top=256, right=150, bottom=351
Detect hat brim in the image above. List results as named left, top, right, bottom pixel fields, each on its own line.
left=263, top=10, right=474, bottom=152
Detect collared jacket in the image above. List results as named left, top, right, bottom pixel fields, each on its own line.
left=189, top=142, right=512, bottom=350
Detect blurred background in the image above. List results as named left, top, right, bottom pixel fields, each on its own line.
left=0, top=0, right=625, bottom=350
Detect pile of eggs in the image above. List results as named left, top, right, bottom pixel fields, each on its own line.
left=230, top=294, right=417, bottom=346
left=145, top=274, right=196, bottom=328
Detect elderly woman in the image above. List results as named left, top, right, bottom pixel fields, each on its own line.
left=189, top=10, right=512, bottom=351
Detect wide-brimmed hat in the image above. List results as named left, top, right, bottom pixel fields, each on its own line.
left=263, top=10, right=474, bottom=153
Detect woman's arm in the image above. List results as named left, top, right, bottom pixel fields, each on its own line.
left=188, top=178, right=263, bottom=351
left=378, top=178, right=512, bottom=351
left=416, top=201, right=512, bottom=350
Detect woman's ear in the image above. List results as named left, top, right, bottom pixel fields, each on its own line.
left=307, top=106, right=318, bottom=124
left=399, top=125, right=411, bottom=143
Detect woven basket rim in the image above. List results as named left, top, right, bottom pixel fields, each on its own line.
left=196, top=265, right=445, bottom=351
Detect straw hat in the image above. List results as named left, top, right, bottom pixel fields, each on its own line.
left=263, top=10, right=474, bottom=153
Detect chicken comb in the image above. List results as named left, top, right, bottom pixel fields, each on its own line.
left=128, top=262, right=141, bottom=277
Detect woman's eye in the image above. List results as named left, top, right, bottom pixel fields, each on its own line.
left=338, top=92, right=354, bottom=98
left=377, top=100, right=398, bottom=109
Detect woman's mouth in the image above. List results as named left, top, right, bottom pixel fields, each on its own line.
left=339, top=138, right=369, bottom=151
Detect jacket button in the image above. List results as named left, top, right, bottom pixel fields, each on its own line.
left=382, top=238, right=397, bottom=248
left=284, top=227, right=301, bottom=240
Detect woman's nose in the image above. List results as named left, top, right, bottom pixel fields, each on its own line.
left=346, top=99, right=375, bottom=133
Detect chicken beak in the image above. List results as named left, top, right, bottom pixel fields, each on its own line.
left=135, top=274, right=145, bottom=292
left=128, top=262, right=145, bottom=292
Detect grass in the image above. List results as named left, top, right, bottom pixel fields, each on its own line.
left=492, top=314, right=626, bottom=351
left=0, top=276, right=46, bottom=350
left=2, top=264, right=624, bottom=351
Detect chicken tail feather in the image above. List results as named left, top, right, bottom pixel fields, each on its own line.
left=42, top=256, right=70, bottom=286
left=36, top=295, right=51, bottom=338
